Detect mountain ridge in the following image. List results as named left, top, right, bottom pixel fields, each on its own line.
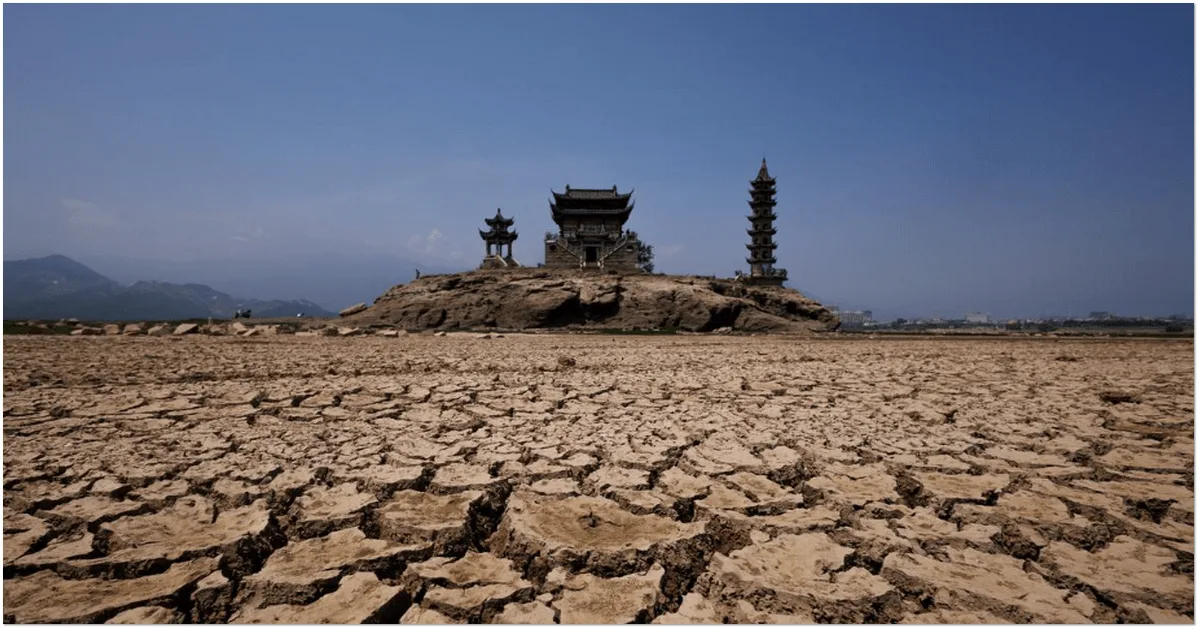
left=4, top=255, right=337, bottom=321
left=76, top=253, right=459, bottom=313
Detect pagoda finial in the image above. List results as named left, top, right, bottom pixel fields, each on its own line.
left=757, top=158, right=771, bottom=180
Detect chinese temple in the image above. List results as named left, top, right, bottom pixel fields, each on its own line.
left=543, top=185, right=642, bottom=271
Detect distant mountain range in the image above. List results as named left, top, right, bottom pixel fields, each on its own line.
left=76, top=253, right=458, bottom=316
left=4, top=255, right=336, bottom=321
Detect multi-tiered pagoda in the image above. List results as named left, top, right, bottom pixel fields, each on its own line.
left=479, top=208, right=521, bottom=268
left=543, top=185, right=641, bottom=270
left=743, top=159, right=788, bottom=286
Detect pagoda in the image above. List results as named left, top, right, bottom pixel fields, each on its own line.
left=743, top=159, right=788, bottom=286
left=543, top=185, right=642, bottom=271
left=479, top=208, right=521, bottom=268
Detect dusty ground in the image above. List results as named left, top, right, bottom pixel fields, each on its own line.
left=2, top=334, right=1193, bottom=624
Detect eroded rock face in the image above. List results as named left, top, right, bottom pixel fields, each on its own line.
left=343, top=269, right=838, bottom=333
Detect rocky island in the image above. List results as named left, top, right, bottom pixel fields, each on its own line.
left=344, top=160, right=837, bottom=334
left=344, top=269, right=839, bottom=333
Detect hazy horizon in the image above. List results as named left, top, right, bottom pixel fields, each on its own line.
left=5, top=4, right=1194, bottom=321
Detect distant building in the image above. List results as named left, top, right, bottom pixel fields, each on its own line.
left=965, top=312, right=990, bottom=324
left=1090, top=311, right=1113, bottom=320
left=839, top=310, right=873, bottom=327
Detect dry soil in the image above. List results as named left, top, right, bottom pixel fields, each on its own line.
left=2, top=334, right=1193, bottom=623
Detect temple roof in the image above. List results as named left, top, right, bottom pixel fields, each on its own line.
left=550, top=184, right=635, bottom=224
left=548, top=185, right=632, bottom=207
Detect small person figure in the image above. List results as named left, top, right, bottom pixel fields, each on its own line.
left=415, top=269, right=421, bottom=279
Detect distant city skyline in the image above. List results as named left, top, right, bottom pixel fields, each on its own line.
left=4, top=4, right=1193, bottom=320
left=824, top=304, right=1195, bottom=324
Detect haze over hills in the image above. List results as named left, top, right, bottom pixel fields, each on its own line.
left=76, top=253, right=460, bottom=315
left=4, top=255, right=337, bottom=321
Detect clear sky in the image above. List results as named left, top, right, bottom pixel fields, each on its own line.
left=5, top=3, right=1194, bottom=319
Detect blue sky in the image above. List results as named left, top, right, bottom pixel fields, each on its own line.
left=5, top=3, right=1194, bottom=319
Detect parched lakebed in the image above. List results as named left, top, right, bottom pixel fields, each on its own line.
left=3, top=333, right=1193, bottom=623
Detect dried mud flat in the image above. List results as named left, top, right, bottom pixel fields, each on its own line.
left=2, top=333, right=1193, bottom=624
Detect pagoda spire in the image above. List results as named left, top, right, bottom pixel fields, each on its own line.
left=755, top=157, right=775, bottom=183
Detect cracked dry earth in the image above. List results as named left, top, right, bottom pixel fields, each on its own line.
left=2, top=334, right=1194, bottom=624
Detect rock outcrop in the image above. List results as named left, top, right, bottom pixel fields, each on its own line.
left=338, top=303, right=368, bottom=317
left=343, top=269, right=838, bottom=333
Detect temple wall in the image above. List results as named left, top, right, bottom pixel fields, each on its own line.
left=603, top=238, right=640, bottom=271
left=543, top=235, right=641, bottom=271
left=543, top=241, right=578, bottom=268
